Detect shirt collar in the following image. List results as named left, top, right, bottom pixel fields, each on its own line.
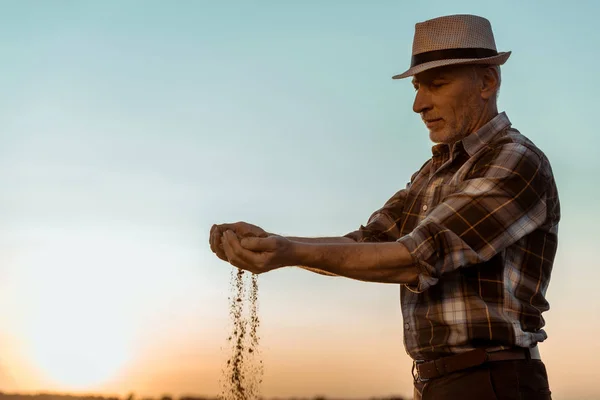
left=429, top=112, right=512, bottom=158
left=461, top=111, right=512, bottom=156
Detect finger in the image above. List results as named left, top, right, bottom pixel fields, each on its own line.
left=209, top=224, right=219, bottom=251
left=222, top=230, right=258, bottom=272
left=221, top=231, right=237, bottom=263
left=224, top=222, right=253, bottom=238
left=239, top=229, right=269, bottom=238
left=219, top=223, right=236, bottom=232
left=223, top=221, right=268, bottom=239
left=215, top=245, right=228, bottom=262
left=210, top=225, right=228, bottom=262
left=226, top=230, right=269, bottom=272
left=240, top=236, right=278, bottom=252
left=218, top=223, right=247, bottom=242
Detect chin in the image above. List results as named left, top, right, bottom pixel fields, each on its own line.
left=430, top=129, right=463, bottom=145
left=429, top=130, right=448, bottom=144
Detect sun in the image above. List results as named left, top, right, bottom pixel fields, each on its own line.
left=14, top=228, right=191, bottom=392
left=23, top=282, right=133, bottom=390
left=27, top=313, right=131, bottom=389
left=18, top=237, right=138, bottom=391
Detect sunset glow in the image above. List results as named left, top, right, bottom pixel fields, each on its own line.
left=16, top=239, right=137, bottom=390
left=1, top=1, right=599, bottom=400
left=26, top=313, right=130, bottom=389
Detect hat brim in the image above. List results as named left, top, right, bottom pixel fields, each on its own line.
left=391, top=51, right=511, bottom=80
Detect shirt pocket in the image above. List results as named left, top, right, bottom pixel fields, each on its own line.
left=431, top=183, right=459, bottom=208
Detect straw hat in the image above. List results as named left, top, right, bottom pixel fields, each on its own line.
left=392, top=14, right=511, bottom=79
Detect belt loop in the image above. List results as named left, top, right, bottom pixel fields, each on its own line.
left=412, top=359, right=428, bottom=383
left=412, top=360, right=417, bottom=383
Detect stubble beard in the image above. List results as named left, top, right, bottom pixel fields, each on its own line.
left=430, top=103, right=479, bottom=145
left=430, top=120, right=469, bottom=144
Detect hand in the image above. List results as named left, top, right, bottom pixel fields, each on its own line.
left=220, top=230, right=294, bottom=274
left=209, top=221, right=269, bottom=262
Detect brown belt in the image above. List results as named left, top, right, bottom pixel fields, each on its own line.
left=412, top=346, right=541, bottom=382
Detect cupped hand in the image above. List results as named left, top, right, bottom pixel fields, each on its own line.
left=220, top=230, right=293, bottom=274
left=209, top=221, right=269, bottom=261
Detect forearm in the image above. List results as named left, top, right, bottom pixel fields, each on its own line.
left=282, top=236, right=356, bottom=244
left=290, top=241, right=419, bottom=284
left=280, top=236, right=356, bottom=276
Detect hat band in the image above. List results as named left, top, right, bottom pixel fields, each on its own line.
left=411, top=47, right=499, bottom=68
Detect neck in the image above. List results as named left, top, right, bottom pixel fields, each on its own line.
left=471, top=101, right=499, bottom=134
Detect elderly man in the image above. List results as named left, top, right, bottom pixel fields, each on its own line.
left=209, top=14, right=559, bottom=400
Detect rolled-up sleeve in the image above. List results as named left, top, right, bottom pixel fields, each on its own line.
left=345, top=165, right=428, bottom=243
left=344, top=187, right=408, bottom=243
left=398, top=143, right=549, bottom=293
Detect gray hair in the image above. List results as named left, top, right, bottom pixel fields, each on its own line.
left=471, top=64, right=502, bottom=101
left=492, top=65, right=501, bottom=101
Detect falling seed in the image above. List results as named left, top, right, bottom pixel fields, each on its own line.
left=220, top=264, right=263, bottom=400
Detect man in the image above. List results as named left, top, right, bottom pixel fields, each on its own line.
left=209, top=14, right=559, bottom=400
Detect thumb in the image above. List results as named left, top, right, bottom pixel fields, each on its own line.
left=240, top=236, right=277, bottom=252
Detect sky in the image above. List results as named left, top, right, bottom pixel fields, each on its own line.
left=1, top=1, right=599, bottom=399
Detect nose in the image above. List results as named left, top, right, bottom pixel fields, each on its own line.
left=412, top=87, right=432, bottom=115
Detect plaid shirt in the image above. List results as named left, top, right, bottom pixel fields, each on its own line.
left=345, top=112, right=560, bottom=360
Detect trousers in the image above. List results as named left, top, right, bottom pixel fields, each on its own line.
left=413, top=359, right=552, bottom=400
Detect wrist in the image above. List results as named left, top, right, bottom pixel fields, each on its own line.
left=286, top=240, right=309, bottom=267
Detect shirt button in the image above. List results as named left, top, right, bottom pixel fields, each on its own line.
left=422, top=204, right=428, bottom=211
left=405, top=322, right=410, bottom=330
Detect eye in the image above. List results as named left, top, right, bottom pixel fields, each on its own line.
left=431, top=81, right=446, bottom=88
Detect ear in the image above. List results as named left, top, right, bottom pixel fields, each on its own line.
left=480, top=66, right=500, bottom=100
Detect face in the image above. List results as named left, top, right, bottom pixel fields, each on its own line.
left=412, top=64, right=495, bottom=144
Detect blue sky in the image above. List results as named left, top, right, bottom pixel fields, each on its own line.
left=1, top=1, right=599, bottom=399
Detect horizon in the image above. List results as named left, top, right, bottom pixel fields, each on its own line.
left=1, top=1, right=599, bottom=400
left=0, top=392, right=410, bottom=399
left=0, top=392, right=408, bottom=399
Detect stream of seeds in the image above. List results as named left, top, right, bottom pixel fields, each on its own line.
left=220, top=268, right=263, bottom=400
